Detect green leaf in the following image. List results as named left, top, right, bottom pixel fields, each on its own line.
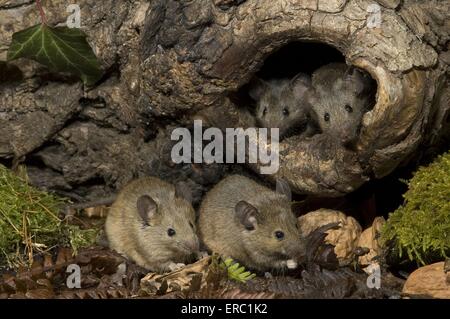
left=234, top=266, right=246, bottom=275
left=220, top=257, right=256, bottom=283
left=223, top=258, right=234, bottom=267
left=7, top=24, right=102, bottom=86
left=228, top=262, right=240, bottom=272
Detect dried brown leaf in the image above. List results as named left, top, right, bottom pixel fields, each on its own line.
left=218, top=288, right=276, bottom=299
left=25, top=288, right=55, bottom=299
left=140, top=257, right=211, bottom=296
left=36, top=278, right=52, bottom=289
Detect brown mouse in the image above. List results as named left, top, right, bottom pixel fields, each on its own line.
left=198, top=175, right=306, bottom=272
left=249, top=73, right=317, bottom=140
left=308, top=63, right=375, bottom=148
left=105, top=177, right=200, bottom=272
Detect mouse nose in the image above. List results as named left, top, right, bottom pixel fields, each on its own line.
left=290, top=239, right=307, bottom=261
left=341, top=125, right=361, bottom=147
left=184, top=238, right=199, bottom=253
left=342, top=133, right=358, bottom=149
left=341, top=135, right=352, bottom=145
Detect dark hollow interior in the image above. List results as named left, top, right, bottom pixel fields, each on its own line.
left=256, top=41, right=346, bottom=79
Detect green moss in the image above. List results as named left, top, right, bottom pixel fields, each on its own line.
left=0, top=164, right=98, bottom=268
left=381, top=151, right=450, bottom=265
left=65, top=225, right=99, bottom=255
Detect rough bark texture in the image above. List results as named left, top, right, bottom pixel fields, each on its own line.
left=0, top=0, right=449, bottom=200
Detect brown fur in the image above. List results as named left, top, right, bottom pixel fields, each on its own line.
left=198, top=175, right=305, bottom=272
left=249, top=73, right=316, bottom=139
left=308, top=63, right=375, bottom=147
left=105, top=177, right=199, bottom=272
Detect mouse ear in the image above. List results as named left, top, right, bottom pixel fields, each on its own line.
left=248, top=77, right=268, bottom=101
left=331, top=77, right=345, bottom=92
left=276, top=178, right=292, bottom=202
left=137, top=195, right=160, bottom=226
left=344, top=66, right=372, bottom=97
left=174, top=181, right=193, bottom=204
left=305, top=87, right=318, bottom=105
left=290, top=73, right=312, bottom=99
left=234, top=201, right=259, bottom=230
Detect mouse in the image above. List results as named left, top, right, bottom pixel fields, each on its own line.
left=308, top=63, right=376, bottom=148
left=198, top=175, right=306, bottom=272
left=105, top=176, right=200, bottom=272
left=249, top=73, right=317, bottom=140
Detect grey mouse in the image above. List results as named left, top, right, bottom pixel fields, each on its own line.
left=198, top=175, right=305, bottom=272
left=105, top=177, right=200, bottom=272
left=308, top=63, right=375, bottom=147
left=249, top=73, right=316, bottom=140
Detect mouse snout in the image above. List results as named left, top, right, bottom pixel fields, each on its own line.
left=288, top=238, right=307, bottom=261
left=341, top=135, right=356, bottom=147
left=182, top=238, right=200, bottom=253
left=341, top=126, right=361, bottom=149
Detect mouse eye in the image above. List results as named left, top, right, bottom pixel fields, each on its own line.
left=262, top=107, right=267, bottom=116
left=324, top=113, right=330, bottom=122
left=282, top=108, right=289, bottom=116
left=345, top=104, right=353, bottom=113
left=274, top=231, right=285, bottom=240
left=189, top=222, right=194, bottom=229
left=167, top=228, right=176, bottom=237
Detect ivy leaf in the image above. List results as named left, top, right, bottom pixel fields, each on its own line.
left=7, top=24, right=102, bottom=86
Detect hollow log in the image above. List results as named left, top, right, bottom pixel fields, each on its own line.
left=139, top=0, right=450, bottom=196
left=0, top=0, right=449, bottom=199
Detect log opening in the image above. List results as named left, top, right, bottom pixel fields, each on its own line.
left=231, top=41, right=378, bottom=141
left=254, top=42, right=346, bottom=79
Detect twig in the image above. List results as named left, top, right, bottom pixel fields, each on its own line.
left=22, top=211, right=34, bottom=264
left=0, top=207, right=22, bottom=235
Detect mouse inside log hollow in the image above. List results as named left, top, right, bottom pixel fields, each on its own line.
left=249, top=73, right=318, bottom=140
